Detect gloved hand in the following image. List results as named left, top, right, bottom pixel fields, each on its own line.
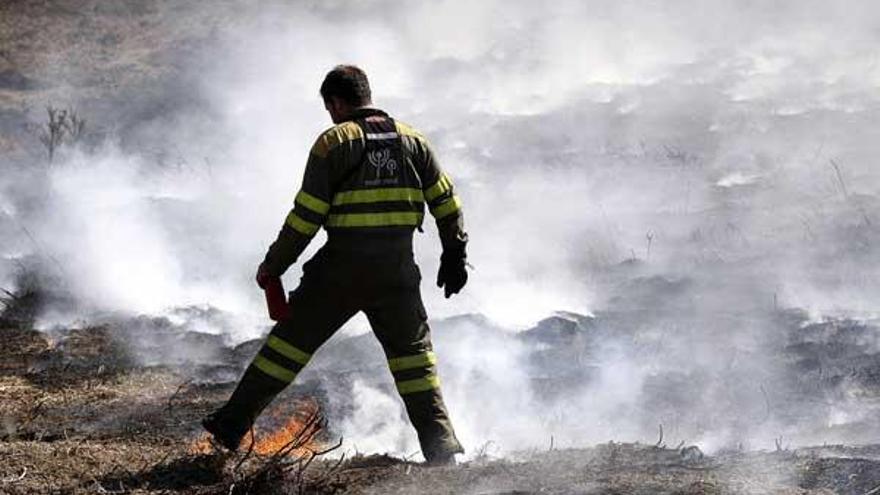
left=437, top=251, right=468, bottom=298
left=255, top=262, right=272, bottom=290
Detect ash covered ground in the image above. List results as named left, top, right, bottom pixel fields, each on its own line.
left=3, top=300, right=880, bottom=493
left=3, top=1, right=880, bottom=493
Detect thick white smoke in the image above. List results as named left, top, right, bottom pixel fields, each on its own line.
left=2, top=0, right=880, bottom=459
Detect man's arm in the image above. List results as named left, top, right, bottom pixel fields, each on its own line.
left=261, top=143, right=332, bottom=277
left=419, top=140, right=468, bottom=254
left=417, top=137, right=469, bottom=297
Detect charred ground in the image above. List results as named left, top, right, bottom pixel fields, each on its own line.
left=3, top=288, right=880, bottom=493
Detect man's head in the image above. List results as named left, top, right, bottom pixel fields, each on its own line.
left=320, top=65, right=372, bottom=124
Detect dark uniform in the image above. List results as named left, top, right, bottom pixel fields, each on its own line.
left=205, top=108, right=467, bottom=462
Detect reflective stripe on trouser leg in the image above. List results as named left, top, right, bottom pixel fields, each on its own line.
left=250, top=334, right=313, bottom=384
left=388, top=351, right=440, bottom=395
left=214, top=332, right=315, bottom=434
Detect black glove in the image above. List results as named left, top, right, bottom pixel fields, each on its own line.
left=437, top=251, right=468, bottom=298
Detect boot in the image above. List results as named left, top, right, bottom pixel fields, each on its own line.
left=201, top=409, right=249, bottom=452
left=421, top=434, right=464, bottom=465
left=202, top=365, right=287, bottom=451
left=401, top=390, right=464, bottom=464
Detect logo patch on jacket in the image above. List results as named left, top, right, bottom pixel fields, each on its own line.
left=365, top=148, right=399, bottom=185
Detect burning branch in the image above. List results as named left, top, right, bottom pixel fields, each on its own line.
left=230, top=407, right=342, bottom=494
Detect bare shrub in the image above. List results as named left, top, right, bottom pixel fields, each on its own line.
left=37, top=105, right=86, bottom=164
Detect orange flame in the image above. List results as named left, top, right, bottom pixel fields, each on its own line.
left=247, top=414, right=315, bottom=456
left=190, top=400, right=321, bottom=457
left=190, top=434, right=215, bottom=455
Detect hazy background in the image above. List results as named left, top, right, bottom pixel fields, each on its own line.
left=2, top=0, right=879, bottom=460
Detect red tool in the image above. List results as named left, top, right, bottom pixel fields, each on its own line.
left=264, top=277, right=289, bottom=321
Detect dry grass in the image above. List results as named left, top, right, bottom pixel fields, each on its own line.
left=2, top=321, right=880, bottom=494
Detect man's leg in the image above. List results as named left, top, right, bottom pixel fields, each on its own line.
left=365, top=288, right=463, bottom=463
left=203, top=276, right=357, bottom=450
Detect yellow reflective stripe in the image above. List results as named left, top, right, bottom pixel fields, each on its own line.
left=394, top=121, right=427, bottom=141
left=295, top=191, right=330, bottom=216
left=266, top=336, right=311, bottom=366
left=430, top=195, right=462, bottom=220
left=311, top=122, right=363, bottom=158
left=396, top=374, right=441, bottom=395
left=332, top=188, right=424, bottom=206
left=253, top=355, right=296, bottom=383
left=285, top=210, right=320, bottom=236
left=424, top=175, right=453, bottom=202
left=388, top=351, right=436, bottom=372
left=326, top=212, right=423, bottom=228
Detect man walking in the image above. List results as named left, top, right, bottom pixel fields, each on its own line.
left=203, top=65, right=468, bottom=464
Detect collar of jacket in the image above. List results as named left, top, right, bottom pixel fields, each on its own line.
left=346, top=107, right=389, bottom=121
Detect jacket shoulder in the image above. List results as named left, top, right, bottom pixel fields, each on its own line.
left=394, top=120, right=429, bottom=144
left=310, top=121, right=363, bottom=158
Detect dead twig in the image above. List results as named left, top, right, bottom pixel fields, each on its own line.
left=760, top=384, right=771, bottom=421
left=655, top=424, right=664, bottom=448
left=22, top=396, right=48, bottom=427
left=325, top=451, right=347, bottom=478
left=37, top=105, right=86, bottom=164
left=474, top=440, right=494, bottom=460
left=309, top=436, right=343, bottom=457
left=829, top=159, right=848, bottom=199
left=233, top=427, right=257, bottom=473
left=1, top=467, right=27, bottom=483
left=233, top=408, right=330, bottom=493
left=864, top=484, right=880, bottom=495
left=165, top=379, right=192, bottom=420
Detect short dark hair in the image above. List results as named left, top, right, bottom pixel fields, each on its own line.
left=320, top=65, right=371, bottom=107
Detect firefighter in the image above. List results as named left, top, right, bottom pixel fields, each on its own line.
left=202, top=65, right=468, bottom=465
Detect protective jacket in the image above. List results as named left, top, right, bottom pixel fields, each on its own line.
left=262, top=107, right=466, bottom=275
left=210, top=108, right=466, bottom=462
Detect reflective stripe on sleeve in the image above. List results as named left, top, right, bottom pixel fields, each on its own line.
left=332, top=188, right=424, bottom=206
left=285, top=210, right=320, bottom=236
left=326, top=211, right=424, bottom=228
left=424, top=174, right=453, bottom=202
left=253, top=355, right=297, bottom=383
left=395, top=374, right=441, bottom=395
left=429, top=195, right=462, bottom=220
left=388, top=351, right=437, bottom=372
left=295, top=191, right=330, bottom=216
left=266, top=336, right=311, bottom=367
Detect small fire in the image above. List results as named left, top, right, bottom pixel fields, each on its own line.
left=190, top=400, right=322, bottom=456
left=190, top=433, right=215, bottom=455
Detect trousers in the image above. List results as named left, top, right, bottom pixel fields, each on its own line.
left=216, top=242, right=463, bottom=461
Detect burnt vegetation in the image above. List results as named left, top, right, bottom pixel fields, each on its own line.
left=1, top=310, right=880, bottom=493
left=35, top=105, right=86, bottom=164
